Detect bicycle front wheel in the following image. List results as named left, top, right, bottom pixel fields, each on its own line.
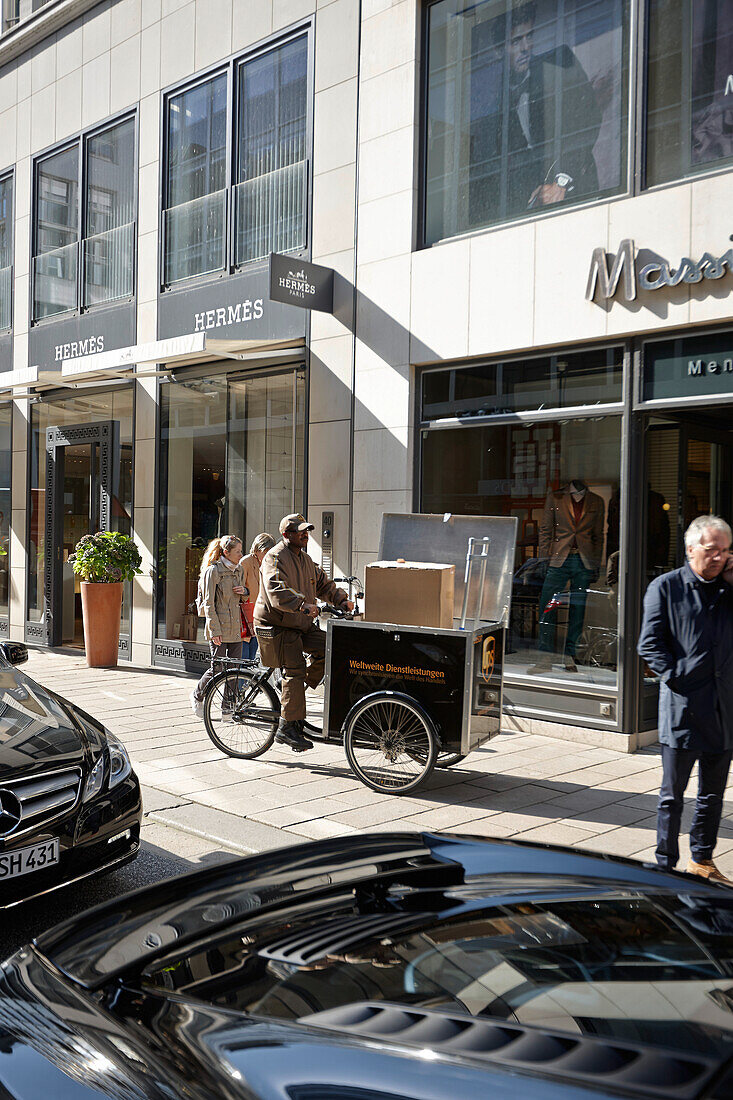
left=343, top=691, right=438, bottom=794
left=204, top=669, right=279, bottom=759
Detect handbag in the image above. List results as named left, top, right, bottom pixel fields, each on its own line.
left=240, top=600, right=254, bottom=641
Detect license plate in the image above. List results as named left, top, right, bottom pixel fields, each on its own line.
left=0, top=839, right=60, bottom=880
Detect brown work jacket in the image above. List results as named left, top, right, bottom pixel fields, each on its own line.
left=254, top=539, right=347, bottom=632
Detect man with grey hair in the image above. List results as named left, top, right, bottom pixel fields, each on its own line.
left=638, top=514, right=733, bottom=884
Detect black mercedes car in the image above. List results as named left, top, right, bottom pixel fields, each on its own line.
left=0, top=641, right=141, bottom=909
left=1, top=831, right=732, bottom=1099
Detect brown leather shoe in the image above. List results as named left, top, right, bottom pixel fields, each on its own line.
left=686, top=858, right=733, bottom=886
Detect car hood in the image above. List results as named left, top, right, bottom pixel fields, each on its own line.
left=0, top=661, right=90, bottom=780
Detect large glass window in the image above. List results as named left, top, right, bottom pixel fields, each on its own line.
left=28, top=389, right=134, bottom=639
left=421, top=358, right=623, bottom=690
left=164, top=74, right=228, bottom=285
left=423, top=0, right=629, bottom=245
left=83, top=119, right=136, bottom=307
left=0, top=405, right=10, bottom=619
left=32, top=116, right=136, bottom=322
left=647, top=0, right=733, bottom=187
left=33, top=146, right=79, bottom=321
left=156, top=368, right=305, bottom=642
left=236, top=35, right=308, bottom=265
left=0, top=173, right=13, bottom=333
left=162, top=33, right=309, bottom=287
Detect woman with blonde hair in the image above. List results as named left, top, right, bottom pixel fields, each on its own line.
left=190, top=534, right=245, bottom=718
left=239, top=532, right=276, bottom=659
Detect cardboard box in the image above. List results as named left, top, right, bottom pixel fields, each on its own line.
left=364, top=561, right=455, bottom=629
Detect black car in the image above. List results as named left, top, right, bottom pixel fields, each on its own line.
left=0, top=641, right=141, bottom=909
left=1, top=831, right=732, bottom=1099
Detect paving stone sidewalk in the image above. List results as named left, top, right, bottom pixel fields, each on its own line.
left=24, top=649, right=733, bottom=877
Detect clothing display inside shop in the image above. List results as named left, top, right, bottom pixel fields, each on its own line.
left=531, top=480, right=605, bottom=672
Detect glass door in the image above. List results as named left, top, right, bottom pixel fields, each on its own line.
left=59, top=442, right=100, bottom=647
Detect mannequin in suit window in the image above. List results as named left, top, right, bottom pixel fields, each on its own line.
left=530, top=479, right=604, bottom=673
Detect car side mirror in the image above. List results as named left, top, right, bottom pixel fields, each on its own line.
left=0, top=641, right=29, bottom=665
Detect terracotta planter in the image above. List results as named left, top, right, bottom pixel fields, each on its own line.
left=80, top=582, right=123, bottom=668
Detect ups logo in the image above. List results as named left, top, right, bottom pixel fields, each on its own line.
left=481, top=635, right=495, bottom=683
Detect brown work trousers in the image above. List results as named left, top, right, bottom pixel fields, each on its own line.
left=256, top=623, right=326, bottom=722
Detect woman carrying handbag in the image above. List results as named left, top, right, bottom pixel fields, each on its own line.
left=190, top=534, right=246, bottom=719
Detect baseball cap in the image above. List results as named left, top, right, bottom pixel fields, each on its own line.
left=279, top=513, right=314, bottom=535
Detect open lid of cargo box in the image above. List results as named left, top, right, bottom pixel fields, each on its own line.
left=378, top=513, right=518, bottom=626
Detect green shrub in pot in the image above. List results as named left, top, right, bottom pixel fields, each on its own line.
left=71, top=531, right=143, bottom=583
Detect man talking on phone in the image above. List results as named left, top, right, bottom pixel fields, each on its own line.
left=254, top=514, right=353, bottom=752
left=638, top=515, right=733, bottom=884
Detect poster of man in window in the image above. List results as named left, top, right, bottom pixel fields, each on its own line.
left=692, top=0, right=733, bottom=167
left=424, top=0, right=626, bottom=242
left=468, top=0, right=624, bottom=220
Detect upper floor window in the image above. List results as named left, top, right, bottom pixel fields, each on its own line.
left=32, top=116, right=136, bottom=322
left=163, top=33, right=308, bottom=288
left=422, top=0, right=630, bottom=246
left=647, top=0, right=733, bottom=187
left=0, top=173, right=13, bottom=333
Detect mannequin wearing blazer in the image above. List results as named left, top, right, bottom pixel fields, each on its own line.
left=539, top=482, right=604, bottom=571
left=532, top=481, right=605, bottom=671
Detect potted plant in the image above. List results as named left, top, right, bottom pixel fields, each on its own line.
left=71, top=532, right=143, bottom=668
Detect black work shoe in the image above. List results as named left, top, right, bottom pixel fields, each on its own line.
left=275, top=719, right=313, bottom=752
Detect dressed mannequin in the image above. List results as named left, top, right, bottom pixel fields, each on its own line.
left=530, top=479, right=605, bottom=673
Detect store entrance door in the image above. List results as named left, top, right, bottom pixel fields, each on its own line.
left=641, top=410, right=733, bottom=728
left=45, top=422, right=122, bottom=650
left=645, top=411, right=733, bottom=582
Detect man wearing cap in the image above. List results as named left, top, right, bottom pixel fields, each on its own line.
left=254, top=514, right=353, bottom=751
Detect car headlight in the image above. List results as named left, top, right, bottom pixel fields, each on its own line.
left=107, top=732, right=132, bottom=789
left=84, top=753, right=106, bottom=801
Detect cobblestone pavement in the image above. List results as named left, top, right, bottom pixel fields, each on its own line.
left=23, top=649, right=733, bottom=877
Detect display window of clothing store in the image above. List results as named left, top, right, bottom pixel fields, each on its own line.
left=420, top=346, right=624, bottom=713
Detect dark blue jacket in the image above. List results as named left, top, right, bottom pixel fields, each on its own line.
left=637, top=564, right=733, bottom=752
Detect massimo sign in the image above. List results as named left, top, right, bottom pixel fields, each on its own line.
left=586, top=239, right=733, bottom=303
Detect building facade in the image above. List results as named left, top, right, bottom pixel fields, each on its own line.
left=0, top=0, right=731, bottom=751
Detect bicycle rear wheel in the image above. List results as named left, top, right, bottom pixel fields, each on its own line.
left=436, top=751, right=466, bottom=768
left=204, top=669, right=279, bottom=759
left=343, top=691, right=438, bottom=794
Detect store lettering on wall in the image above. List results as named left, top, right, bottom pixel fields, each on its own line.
left=586, top=238, right=733, bottom=303
left=688, top=358, right=733, bottom=376
left=55, top=336, right=105, bottom=361
left=193, top=300, right=264, bottom=332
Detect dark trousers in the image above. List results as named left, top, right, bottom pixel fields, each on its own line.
left=656, top=746, right=733, bottom=868
left=194, top=640, right=243, bottom=701
left=538, top=554, right=594, bottom=657
left=256, top=623, right=325, bottom=722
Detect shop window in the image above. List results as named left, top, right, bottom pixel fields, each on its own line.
left=422, top=346, right=623, bottom=420
left=422, top=0, right=630, bottom=246
left=0, top=173, right=13, bottom=333
left=162, top=33, right=309, bottom=288
left=421, top=412, right=622, bottom=690
left=164, top=74, right=228, bottom=285
left=156, top=368, right=305, bottom=643
left=32, top=116, right=136, bottom=322
left=647, top=0, right=733, bottom=187
left=0, top=405, right=10, bottom=618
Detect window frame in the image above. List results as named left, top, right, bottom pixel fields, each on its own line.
left=0, top=166, right=15, bottom=335
left=30, top=109, right=138, bottom=327
left=159, top=22, right=313, bottom=294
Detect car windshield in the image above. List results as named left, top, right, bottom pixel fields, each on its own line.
left=142, top=891, right=733, bottom=1059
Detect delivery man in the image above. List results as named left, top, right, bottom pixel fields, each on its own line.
left=254, top=513, right=353, bottom=751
